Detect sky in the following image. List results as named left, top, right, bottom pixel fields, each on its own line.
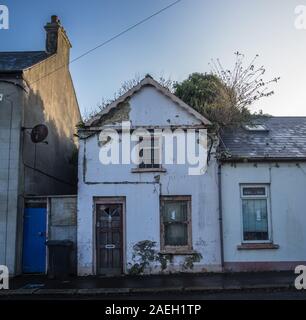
left=1, top=0, right=306, bottom=117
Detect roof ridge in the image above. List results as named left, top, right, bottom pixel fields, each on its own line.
left=268, top=116, right=306, bottom=118
left=0, top=51, right=46, bottom=54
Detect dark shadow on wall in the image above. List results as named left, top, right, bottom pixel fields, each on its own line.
left=17, top=87, right=79, bottom=275
left=22, top=87, right=79, bottom=196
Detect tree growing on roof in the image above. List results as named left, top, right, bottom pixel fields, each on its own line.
left=174, top=52, right=280, bottom=130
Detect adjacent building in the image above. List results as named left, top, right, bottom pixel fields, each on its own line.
left=220, top=117, right=306, bottom=271
left=0, top=16, right=81, bottom=275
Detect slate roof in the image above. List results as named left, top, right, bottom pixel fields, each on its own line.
left=220, top=117, right=306, bottom=161
left=0, top=51, right=50, bottom=72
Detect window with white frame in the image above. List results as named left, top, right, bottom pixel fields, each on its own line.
left=138, top=135, right=162, bottom=169
left=240, top=185, right=271, bottom=242
left=160, top=196, right=192, bottom=252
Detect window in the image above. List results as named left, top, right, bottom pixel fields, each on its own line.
left=240, top=185, right=271, bottom=242
left=160, top=196, right=192, bottom=252
left=244, top=124, right=269, bottom=132
left=139, top=135, right=161, bottom=169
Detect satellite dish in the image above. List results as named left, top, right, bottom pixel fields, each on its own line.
left=30, top=124, right=49, bottom=143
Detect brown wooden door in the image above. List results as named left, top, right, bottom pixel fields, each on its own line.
left=96, top=203, right=123, bottom=275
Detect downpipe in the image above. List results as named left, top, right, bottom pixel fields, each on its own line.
left=218, top=163, right=225, bottom=271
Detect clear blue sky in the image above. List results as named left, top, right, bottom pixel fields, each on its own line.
left=1, top=0, right=306, bottom=117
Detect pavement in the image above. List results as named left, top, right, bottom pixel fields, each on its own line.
left=0, top=271, right=298, bottom=298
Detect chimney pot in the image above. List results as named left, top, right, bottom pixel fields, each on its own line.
left=44, top=15, right=71, bottom=56
left=51, top=15, right=59, bottom=23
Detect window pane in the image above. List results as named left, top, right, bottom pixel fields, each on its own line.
left=143, top=147, right=152, bottom=164
left=138, top=136, right=161, bottom=168
left=165, top=223, right=188, bottom=246
left=162, top=198, right=190, bottom=247
left=153, top=147, right=161, bottom=164
left=243, top=187, right=266, bottom=196
left=242, top=199, right=268, bottom=241
left=163, top=202, right=187, bottom=222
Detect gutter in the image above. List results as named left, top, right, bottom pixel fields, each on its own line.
left=220, top=157, right=306, bottom=163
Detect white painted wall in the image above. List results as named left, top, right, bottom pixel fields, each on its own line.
left=221, top=162, right=306, bottom=270
left=77, top=86, right=221, bottom=275
left=0, top=84, right=22, bottom=274
left=128, top=86, right=202, bottom=127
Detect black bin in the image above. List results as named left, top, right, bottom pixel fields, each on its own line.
left=46, top=240, right=73, bottom=279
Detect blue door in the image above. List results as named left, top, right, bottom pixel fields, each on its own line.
left=22, top=207, right=47, bottom=273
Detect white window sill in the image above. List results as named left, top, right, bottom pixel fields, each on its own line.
left=237, top=243, right=279, bottom=250
left=131, top=167, right=166, bottom=173
left=160, top=249, right=195, bottom=255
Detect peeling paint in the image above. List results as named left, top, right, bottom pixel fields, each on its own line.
left=96, top=100, right=131, bottom=126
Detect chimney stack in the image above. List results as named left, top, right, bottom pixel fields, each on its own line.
left=44, top=15, right=72, bottom=57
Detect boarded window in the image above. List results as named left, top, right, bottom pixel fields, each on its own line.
left=241, top=185, right=270, bottom=242
left=50, top=198, right=77, bottom=226
left=160, top=196, right=192, bottom=252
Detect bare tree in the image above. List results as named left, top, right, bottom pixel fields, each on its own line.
left=175, top=52, right=280, bottom=130
left=81, top=74, right=174, bottom=123
left=209, top=51, right=280, bottom=111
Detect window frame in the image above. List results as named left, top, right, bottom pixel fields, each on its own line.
left=240, top=184, right=272, bottom=244
left=138, top=134, right=162, bottom=169
left=160, top=196, right=192, bottom=253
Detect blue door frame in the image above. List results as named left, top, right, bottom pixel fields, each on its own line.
left=22, top=207, right=47, bottom=273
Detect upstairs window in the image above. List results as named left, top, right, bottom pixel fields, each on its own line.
left=240, top=185, right=271, bottom=242
left=139, top=135, right=162, bottom=169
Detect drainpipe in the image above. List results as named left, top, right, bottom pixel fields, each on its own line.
left=2, top=95, right=14, bottom=268
left=218, top=163, right=225, bottom=272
